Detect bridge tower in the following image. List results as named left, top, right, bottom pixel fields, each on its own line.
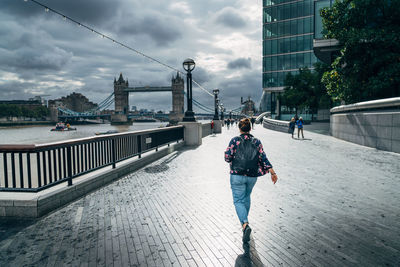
left=169, top=72, right=185, bottom=123
left=111, top=73, right=130, bottom=124
left=114, top=73, right=129, bottom=114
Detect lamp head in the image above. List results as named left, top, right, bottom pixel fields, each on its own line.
left=183, top=58, right=195, bottom=72
left=213, top=89, right=219, bottom=95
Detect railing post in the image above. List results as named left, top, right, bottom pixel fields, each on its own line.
left=111, top=139, right=116, bottom=169
left=3, top=152, right=8, bottom=188
left=67, top=146, right=73, bottom=186
left=137, top=135, right=142, bottom=159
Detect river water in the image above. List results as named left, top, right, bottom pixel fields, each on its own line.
left=0, top=122, right=168, bottom=144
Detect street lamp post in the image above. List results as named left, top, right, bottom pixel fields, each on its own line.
left=213, top=89, right=219, bottom=120
left=182, top=58, right=196, bottom=122
left=220, top=104, right=224, bottom=121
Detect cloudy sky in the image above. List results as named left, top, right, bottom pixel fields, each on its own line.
left=0, top=0, right=262, bottom=113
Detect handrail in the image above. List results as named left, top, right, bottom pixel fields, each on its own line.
left=0, top=126, right=183, bottom=152
left=263, top=117, right=290, bottom=126
left=256, top=112, right=271, bottom=123
left=330, top=97, right=400, bottom=114
left=0, top=126, right=184, bottom=192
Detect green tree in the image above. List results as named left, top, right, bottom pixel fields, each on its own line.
left=0, top=104, right=22, bottom=117
left=314, top=62, right=333, bottom=109
left=0, top=104, right=49, bottom=118
left=280, top=68, right=313, bottom=114
left=21, top=106, right=35, bottom=118
left=320, top=0, right=400, bottom=103
left=280, top=66, right=331, bottom=119
left=33, top=105, right=49, bottom=118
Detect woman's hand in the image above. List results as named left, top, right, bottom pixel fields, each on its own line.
left=269, top=169, right=278, bottom=184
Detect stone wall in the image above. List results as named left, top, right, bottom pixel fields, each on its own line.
left=330, top=111, right=400, bottom=153
left=202, top=122, right=212, bottom=138
left=262, top=117, right=290, bottom=133
left=330, top=98, right=400, bottom=153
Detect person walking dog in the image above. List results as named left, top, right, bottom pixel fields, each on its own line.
left=224, top=118, right=278, bottom=248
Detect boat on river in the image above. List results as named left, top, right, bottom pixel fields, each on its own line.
left=95, top=130, right=118, bottom=135
left=51, top=122, right=77, bottom=132
left=131, top=117, right=157, bottom=122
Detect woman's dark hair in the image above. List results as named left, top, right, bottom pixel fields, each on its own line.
left=239, top=118, right=251, bottom=132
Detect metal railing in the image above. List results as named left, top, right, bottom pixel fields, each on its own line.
left=0, top=126, right=184, bottom=192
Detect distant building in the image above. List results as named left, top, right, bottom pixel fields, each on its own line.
left=49, top=92, right=97, bottom=112
left=261, top=0, right=318, bottom=115
left=28, top=96, right=49, bottom=106
left=131, top=106, right=137, bottom=111
left=241, top=97, right=256, bottom=116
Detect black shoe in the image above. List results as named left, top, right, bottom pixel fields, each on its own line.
left=242, top=241, right=250, bottom=256
left=242, top=224, right=252, bottom=243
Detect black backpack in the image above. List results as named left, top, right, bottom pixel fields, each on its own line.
left=232, top=136, right=259, bottom=177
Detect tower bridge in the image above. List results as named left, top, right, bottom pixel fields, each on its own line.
left=112, top=73, right=184, bottom=124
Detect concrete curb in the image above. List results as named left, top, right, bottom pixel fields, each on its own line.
left=0, top=142, right=184, bottom=218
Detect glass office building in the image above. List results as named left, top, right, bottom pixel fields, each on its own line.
left=261, top=0, right=318, bottom=115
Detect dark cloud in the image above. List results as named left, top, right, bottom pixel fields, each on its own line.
left=0, top=21, right=72, bottom=73
left=0, top=81, right=32, bottom=99
left=2, top=46, right=72, bottom=72
left=214, top=7, right=247, bottom=28
left=227, top=57, right=252, bottom=69
left=117, top=16, right=182, bottom=46
left=2, top=0, right=118, bottom=25
left=192, top=67, right=213, bottom=85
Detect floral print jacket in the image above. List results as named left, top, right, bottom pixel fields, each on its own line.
left=224, top=134, right=273, bottom=177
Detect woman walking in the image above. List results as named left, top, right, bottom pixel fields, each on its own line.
left=288, top=117, right=296, bottom=138
left=224, top=118, right=278, bottom=247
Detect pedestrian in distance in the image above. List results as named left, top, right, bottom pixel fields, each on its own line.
left=288, top=117, right=296, bottom=138
left=297, top=116, right=304, bottom=138
left=250, top=117, right=256, bottom=129
left=211, top=120, right=215, bottom=136
left=224, top=118, right=278, bottom=250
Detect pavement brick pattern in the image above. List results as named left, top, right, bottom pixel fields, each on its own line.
left=1, top=125, right=399, bottom=266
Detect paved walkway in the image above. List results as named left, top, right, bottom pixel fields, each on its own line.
left=1, top=125, right=399, bottom=266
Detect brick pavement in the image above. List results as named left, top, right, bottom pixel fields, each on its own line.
left=0, top=125, right=399, bottom=266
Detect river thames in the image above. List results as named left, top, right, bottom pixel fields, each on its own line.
left=0, top=122, right=168, bottom=144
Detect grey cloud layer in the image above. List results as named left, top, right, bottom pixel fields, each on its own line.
left=0, top=0, right=262, bottom=112
left=117, top=15, right=182, bottom=46
left=227, top=57, right=252, bottom=69
left=214, top=7, right=247, bottom=28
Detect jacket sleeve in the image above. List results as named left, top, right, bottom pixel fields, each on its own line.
left=257, top=140, right=273, bottom=174
left=224, top=138, right=236, bottom=163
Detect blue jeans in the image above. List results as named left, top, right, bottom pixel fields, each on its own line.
left=230, top=174, right=258, bottom=225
